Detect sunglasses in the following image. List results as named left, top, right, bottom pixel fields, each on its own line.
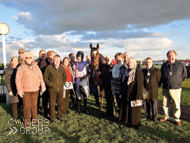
left=26, top=57, right=32, bottom=59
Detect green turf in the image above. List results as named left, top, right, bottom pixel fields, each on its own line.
left=158, top=79, right=190, bottom=107
left=0, top=78, right=4, bottom=85
left=0, top=96, right=190, bottom=143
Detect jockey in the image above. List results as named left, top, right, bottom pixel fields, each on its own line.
left=73, top=51, right=89, bottom=114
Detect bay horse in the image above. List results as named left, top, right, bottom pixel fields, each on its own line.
left=186, top=66, right=190, bottom=79
left=90, top=43, right=105, bottom=110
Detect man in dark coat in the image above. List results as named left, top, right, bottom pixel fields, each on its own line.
left=37, top=51, right=54, bottom=118
left=44, top=55, right=67, bottom=122
left=35, top=49, right=46, bottom=113
left=142, top=57, right=161, bottom=123
left=160, top=50, right=187, bottom=126
left=35, top=50, right=46, bottom=68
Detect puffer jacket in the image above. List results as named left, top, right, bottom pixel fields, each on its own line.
left=16, top=61, right=46, bottom=96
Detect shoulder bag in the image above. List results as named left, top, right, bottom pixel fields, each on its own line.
left=64, top=82, right=73, bottom=90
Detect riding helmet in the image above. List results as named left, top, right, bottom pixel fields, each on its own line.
left=76, top=51, right=84, bottom=60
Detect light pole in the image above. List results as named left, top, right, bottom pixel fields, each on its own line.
left=0, top=23, right=9, bottom=70
left=0, top=23, right=10, bottom=104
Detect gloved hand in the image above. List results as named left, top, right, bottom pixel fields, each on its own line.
left=20, top=93, right=25, bottom=98
left=80, top=76, right=87, bottom=81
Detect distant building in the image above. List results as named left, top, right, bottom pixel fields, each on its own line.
left=153, top=61, right=163, bottom=65
left=181, top=60, right=190, bottom=66
left=142, top=61, right=163, bottom=65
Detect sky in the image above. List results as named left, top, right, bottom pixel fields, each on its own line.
left=0, top=0, right=190, bottom=63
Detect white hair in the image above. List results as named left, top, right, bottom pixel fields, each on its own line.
left=24, top=52, right=34, bottom=61
left=127, top=57, right=137, bottom=68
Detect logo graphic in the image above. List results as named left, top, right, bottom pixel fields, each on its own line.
left=8, top=119, right=49, bottom=134
left=9, top=127, right=18, bottom=134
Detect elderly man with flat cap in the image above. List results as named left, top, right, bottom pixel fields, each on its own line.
left=18, top=48, right=25, bottom=66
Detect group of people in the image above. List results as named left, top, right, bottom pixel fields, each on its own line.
left=4, top=47, right=187, bottom=130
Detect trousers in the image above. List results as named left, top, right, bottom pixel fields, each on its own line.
left=162, top=88, right=181, bottom=122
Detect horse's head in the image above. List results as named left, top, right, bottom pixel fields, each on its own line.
left=90, top=43, right=99, bottom=60
left=90, top=43, right=105, bottom=86
left=90, top=43, right=100, bottom=70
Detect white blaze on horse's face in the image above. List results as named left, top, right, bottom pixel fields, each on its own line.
left=93, top=51, right=97, bottom=57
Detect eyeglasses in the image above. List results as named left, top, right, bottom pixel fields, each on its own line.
left=26, top=57, right=32, bottom=59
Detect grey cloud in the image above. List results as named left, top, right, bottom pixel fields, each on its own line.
left=31, top=34, right=91, bottom=52
left=171, top=23, right=184, bottom=28
left=0, top=33, right=184, bottom=63
left=17, top=37, right=22, bottom=41
left=8, top=36, right=16, bottom=40
left=81, top=31, right=166, bottom=40
left=7, top=36, right=22, bottom=41
left=2, top=0, right=190, bottom=35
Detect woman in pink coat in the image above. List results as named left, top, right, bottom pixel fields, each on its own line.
left=16, top=52, right=46, bottom=127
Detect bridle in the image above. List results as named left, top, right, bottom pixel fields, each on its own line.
left=91, top=50, right=100, bottom=86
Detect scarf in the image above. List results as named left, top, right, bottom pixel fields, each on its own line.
left=122, top=68, right=136, bottom=85
left=112, top=63, right=123, bottom=78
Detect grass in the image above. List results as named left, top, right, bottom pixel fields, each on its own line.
left=158, top=79, right=190, bottom=107
left=0, top=95, right=190, bottom=143
left=0, top=77, right=4, bottom=85
left=0, top=76, right=190, bottom=142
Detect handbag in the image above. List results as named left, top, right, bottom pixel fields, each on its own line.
left=142, top=88, right=148, bottom=100
left=63, top=82, right=73, bottom=90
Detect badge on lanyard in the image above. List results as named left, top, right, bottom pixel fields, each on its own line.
left=169, top=72, right=172, bottom=75
left=147, top=78, right=149, bottom=83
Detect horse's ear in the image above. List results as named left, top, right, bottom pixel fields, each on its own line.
left=97, top=43, right=99, bottom=49
left=90, top=43, right=93, bottom=49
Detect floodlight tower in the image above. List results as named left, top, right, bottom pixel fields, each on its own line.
left=0, top=23, right=10, bottom=105
left=0, top=23, right=9, bottom=70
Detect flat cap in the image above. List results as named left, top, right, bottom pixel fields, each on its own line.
left=18, top=48, right=25, bottom=53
